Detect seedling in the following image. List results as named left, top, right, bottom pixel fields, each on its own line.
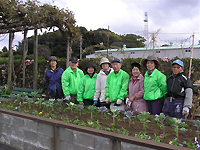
left=75, top=104, right=84, bottom=116
left=137, top=112, right=150, bottom=132
left=87, top=105, right=97, bottom=120
left=98, top=106, right=107, bottom=120
left=193, top=120, right=200, bottom=140
left=66, top=102, right=75, bottom=114
left=110, top=108, right=120, bottom=124
left=170, top=118, right=186, bottom=137
left=31, top=91, right=39, bottom=101
left=57, top=98, right=64, bottom=112
left=124, top=110, right=134, bottom=127
left=155, top=113, right=167, bottom=134
left=36, top=98, right=44, bottom=109
left=49, top=99, right=55, bottom=111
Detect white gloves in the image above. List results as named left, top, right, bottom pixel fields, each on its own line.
left=116, top=99, right=122, bottom=105
left=64, top=95, right=71, bottom=101
left=106, top=97, right=109, bottom=103
left=182, top=107, right=189, bottom=117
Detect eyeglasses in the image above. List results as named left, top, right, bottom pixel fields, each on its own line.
left=172, top=66, right=181, bottom=69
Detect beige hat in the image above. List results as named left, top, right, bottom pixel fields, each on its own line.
left=142, top=55, right=159, bottom=69
left=100, top=57, right=110, bottom=66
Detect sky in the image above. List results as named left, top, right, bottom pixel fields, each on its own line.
left=0, top=0, right=200, bottom=50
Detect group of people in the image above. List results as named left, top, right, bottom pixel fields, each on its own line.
left=45, top=55, right=193, bottom=119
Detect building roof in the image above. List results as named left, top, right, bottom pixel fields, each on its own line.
left=95, top=45, right=200, bottom=53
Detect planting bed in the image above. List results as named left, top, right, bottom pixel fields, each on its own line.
left=0, top=98, right=199, bottom=149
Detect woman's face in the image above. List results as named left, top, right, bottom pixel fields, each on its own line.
left=87, top=67, right=94, bottom=74
left=132, top=67, right=140, bottom=77
left=50, top=60, right=57, bottom=67
left=146, top=60, right=155, bottom=71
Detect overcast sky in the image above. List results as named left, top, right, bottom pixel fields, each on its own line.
left=0, top=0, right=200, bottom=50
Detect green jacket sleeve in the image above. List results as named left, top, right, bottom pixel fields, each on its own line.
left=61, top=70, right=70, bottom=97
left=158, top=73, right=167, bottom=97
left=77, top=76, right=85, bottom=102
left=104, top=74, right=110, bottom=99
left=117, top=72, right=129, bottom=100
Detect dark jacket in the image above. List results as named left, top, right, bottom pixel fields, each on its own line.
left=45, top=67, right=64, bottom=98
left=166, top=72, right=193, bottom=98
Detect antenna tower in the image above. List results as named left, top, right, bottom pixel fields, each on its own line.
left=144, top=12, right=148, bottom=46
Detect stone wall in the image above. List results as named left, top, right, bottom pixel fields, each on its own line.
left=0, top=109, right=190, bottom=150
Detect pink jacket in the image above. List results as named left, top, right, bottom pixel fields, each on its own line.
left=128, top=74, right=148, bottom=113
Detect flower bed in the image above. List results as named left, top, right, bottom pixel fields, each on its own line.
left=0, top=98, right=199, bottom=149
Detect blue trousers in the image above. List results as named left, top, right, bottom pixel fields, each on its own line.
left=163, top=98, right=185, bottom=119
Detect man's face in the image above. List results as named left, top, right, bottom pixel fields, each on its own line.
left=50, top=60, right=57, bottom=67
left=111, top=62, right=121, bottom=72
left=172, top=64, right=183, bottom=75
left=101, top=63, right=109, bottom=71
left=69, top=61, right=78, bottom=69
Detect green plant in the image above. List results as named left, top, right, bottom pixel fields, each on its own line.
left=135, top=131, right=150, bottom=140
left=87, top=105, right=97, bottom=120
left=124, top=110, right=134, bottom=127
left=117, top=127, right=129, bottom=136
left=183, top=139, right=196, bottom=149
left=98, top=106, right=107, bottom=120
left=137, top=112, right=150, bottom=132
left=75, top=104, right=84, bottom=117
left=49, top=99, right=55, bottom=111
left=110, top=108, right=120, bottom=124
left=152, top=133, right=163, bottom=142
left=170, top=118, right=186, bottom=137
left=169, top=138, right=183, bottom=147
left=193, top=120, right=200, bottom=140
left=155, top=113, right=167, bottom=134
left=66, top=102, right=75, bottom=114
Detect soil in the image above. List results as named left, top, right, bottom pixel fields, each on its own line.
left=1, top=100, right=198, bottom=149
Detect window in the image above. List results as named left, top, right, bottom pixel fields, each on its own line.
left=156, top=51, right=160, bottom=53
left=185, top=50, right=191, bottom=52
left=131, top=52, right=135, bottom=54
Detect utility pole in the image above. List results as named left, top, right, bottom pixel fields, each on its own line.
left=107, top=25, right=109, bottom=57
left=80, top=35, right=82, bottom=59
left=189, top=33, right=195, bottom=78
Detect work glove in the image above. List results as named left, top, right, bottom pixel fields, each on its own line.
left=93, top=100, right=98, bottom=106
left=79, top=101, right=84, bottom=105
left=64, top=95, right=71, bottom=101
left=116, top=99, right=122, bottom=105
left=182, top=107, right=189, bottom=117
left=105, top=97, right=109, bottom=103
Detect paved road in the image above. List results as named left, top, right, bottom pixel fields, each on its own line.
left=0, top=143, right=17, bottom=150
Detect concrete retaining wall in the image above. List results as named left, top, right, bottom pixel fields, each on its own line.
left=0, top=108, right=190, bottom=150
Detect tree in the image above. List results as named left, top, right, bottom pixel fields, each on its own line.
left=2, top=46, right=8, bottom=52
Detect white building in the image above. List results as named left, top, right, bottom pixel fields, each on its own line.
left=86, top=45, right=200, bottom=59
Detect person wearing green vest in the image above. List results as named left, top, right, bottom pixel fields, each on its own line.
left=142, top=55, right=167, bottom=115
left=77, top=61, right=97, bottom=106
left=61, top=57, right=84, bottom=104
left=105, top=58, right=129, bottom=111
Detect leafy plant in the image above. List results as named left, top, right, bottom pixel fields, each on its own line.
left=124, top=110, right=134, bottom=127
left=135, top=131, right=150, bottom=140
left=183, top=139, right=197, bottom=149
left=98, top=106, right=107, bottom=120
left=87, top=105, right=97, bottom=120
left=117, top=127, right=129, bottom=136
left=49, top=99, right=55, bottom=111
left=155, top=113, right=167, bottom=134
left=170, top=118, right=186, bottom=137
left=193, top=120, right=200, bottom=140
left=137, top=112, right=150, bottom=131
left=66, top=102, right=75, bottom=114
left=75, top=104, right=84, bottom=117
left=169, top=138, right=183, bottom=147
left=110, top=108, right=120, bottom=124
